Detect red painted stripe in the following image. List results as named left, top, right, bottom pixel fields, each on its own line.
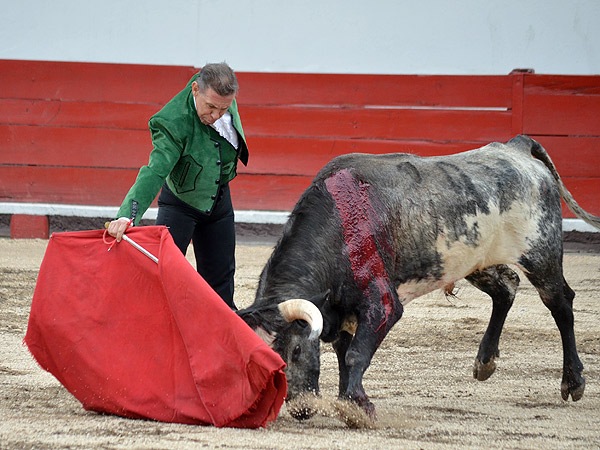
left=0, top=125, right=151, bottom=168
left=241, top=137, right=487, bottom=176
left=523, top=74, right=600, bottom=95
left=0, top=98, right=158, bottom=130
left=241, top=105, right=513, bottom=141
left=523, top=93, right=600, bottom=136
left=10, top=124, right=594, bottom=180
left=0, top=59, right=197, bottom=103
left=0, top=166, right=310, bottom=212
left=5, top=166, right=598, bottom=217
left=560, top=177, right=600, bottom=218
left=522, top=73, right=600, bottom=136
left=1, top=61, right=599, bottom=219
left=236, top=72, right=512, bottom=108
left=530, top=136, right=600, bottom=178
left=231, top=174, right=313, bottom=211
left=1, top=164, right=597, bottom=218
left=0, top=166, right=141, bottom=206
left=2, top=61, right=514, bottom=108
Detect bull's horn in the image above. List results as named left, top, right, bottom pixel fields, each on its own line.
left=278, top=299, right=323, bottom=341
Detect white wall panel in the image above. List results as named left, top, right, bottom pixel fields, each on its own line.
left=1, top=0, right=598, bottom=74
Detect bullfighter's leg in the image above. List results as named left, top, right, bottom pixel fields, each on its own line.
left=343, top=289, right=403, bottom=417
left=466, top=264, right=520, bottom=381
left=520, top=257, right=585, bottom=401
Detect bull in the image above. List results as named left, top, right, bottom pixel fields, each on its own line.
left=237, top=135, right=600, bottom=419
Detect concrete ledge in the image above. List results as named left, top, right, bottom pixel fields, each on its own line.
left=562, top=218, right=599, bottom=233
left=0, top=202, right=290, bottom=225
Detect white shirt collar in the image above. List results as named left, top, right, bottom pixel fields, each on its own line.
left=193, top=95, right=239, bottom=149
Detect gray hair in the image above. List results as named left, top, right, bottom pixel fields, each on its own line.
left=195, top=62, right=239, bottom=97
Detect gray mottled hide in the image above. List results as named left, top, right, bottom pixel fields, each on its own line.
left=239, top=135, right=596, bottom=418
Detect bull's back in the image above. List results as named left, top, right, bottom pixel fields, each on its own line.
left=319, top=142, right=557, bottom=221
left=317, top=142, right=561, bottom=302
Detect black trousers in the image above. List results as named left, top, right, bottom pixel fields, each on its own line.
left=156, top=183, right=236, bottom=309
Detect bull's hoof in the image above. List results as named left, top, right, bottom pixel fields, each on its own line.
left=359, top=399, right=377, bottom=422
left=473, top=357, right=496, bottom=381
left=340, top=394, right=377, bottom=422
left=346, top=394, right=377, bottom=421
left=332, top=398, right=376, bottom=429
left=561, top=377, right=585, bottom=402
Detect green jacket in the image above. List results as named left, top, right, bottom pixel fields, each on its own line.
left=117, top=74, right=249, bottom=224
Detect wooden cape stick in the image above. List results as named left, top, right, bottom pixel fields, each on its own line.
left=105, top=222, right=159, bottom=263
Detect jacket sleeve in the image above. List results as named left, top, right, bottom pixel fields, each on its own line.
left=116, top=117, right=184, bottom=225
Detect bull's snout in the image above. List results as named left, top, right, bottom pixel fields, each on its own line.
left=286, top=392, right=319, bottom=421
left=289, top=404, right=316, bottom=420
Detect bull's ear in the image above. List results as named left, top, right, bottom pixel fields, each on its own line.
left=254, top=326, right=277, bottom=348
left=310, top=289, right=332, bottom=310
left=310, top=290, right=338, bottom=340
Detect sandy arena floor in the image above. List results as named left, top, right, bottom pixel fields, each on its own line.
left=1, top=236, right=599, bottom=449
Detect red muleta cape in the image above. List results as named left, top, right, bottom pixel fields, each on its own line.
left=24, top=226, right=287, bottom=428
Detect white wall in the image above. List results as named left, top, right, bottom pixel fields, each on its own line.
left=1, top=0, right=599, bottom=75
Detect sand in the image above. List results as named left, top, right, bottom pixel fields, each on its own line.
left=1, top=237, right=599, bottom=449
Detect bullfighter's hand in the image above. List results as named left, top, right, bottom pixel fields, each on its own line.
left=106, top=218, right=131, bottom=242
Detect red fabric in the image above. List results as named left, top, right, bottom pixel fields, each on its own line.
left=25, top=226, right=286, bottom=428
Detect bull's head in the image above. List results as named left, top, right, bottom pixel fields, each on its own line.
left=237, top=297, right=325, bottom=420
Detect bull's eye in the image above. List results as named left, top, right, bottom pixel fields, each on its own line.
left=291, top=345, right=302, bottom=362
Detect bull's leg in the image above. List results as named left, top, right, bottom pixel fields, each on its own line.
left=332, top=331, right=353, bottom=398
left=521, top=261, right=585, bottom=401
left=466, top=264, right=520, bottom=381
left=343, top=292, right=403, bottom=418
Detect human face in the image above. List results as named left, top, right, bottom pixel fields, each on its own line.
left=191, top=81, right=235, bottom=125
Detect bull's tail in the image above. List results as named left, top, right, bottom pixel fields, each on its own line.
left=524, top=136, right=600, bottom=231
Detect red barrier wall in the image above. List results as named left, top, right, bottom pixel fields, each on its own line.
left=1, top=60, right=598, bottom=217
